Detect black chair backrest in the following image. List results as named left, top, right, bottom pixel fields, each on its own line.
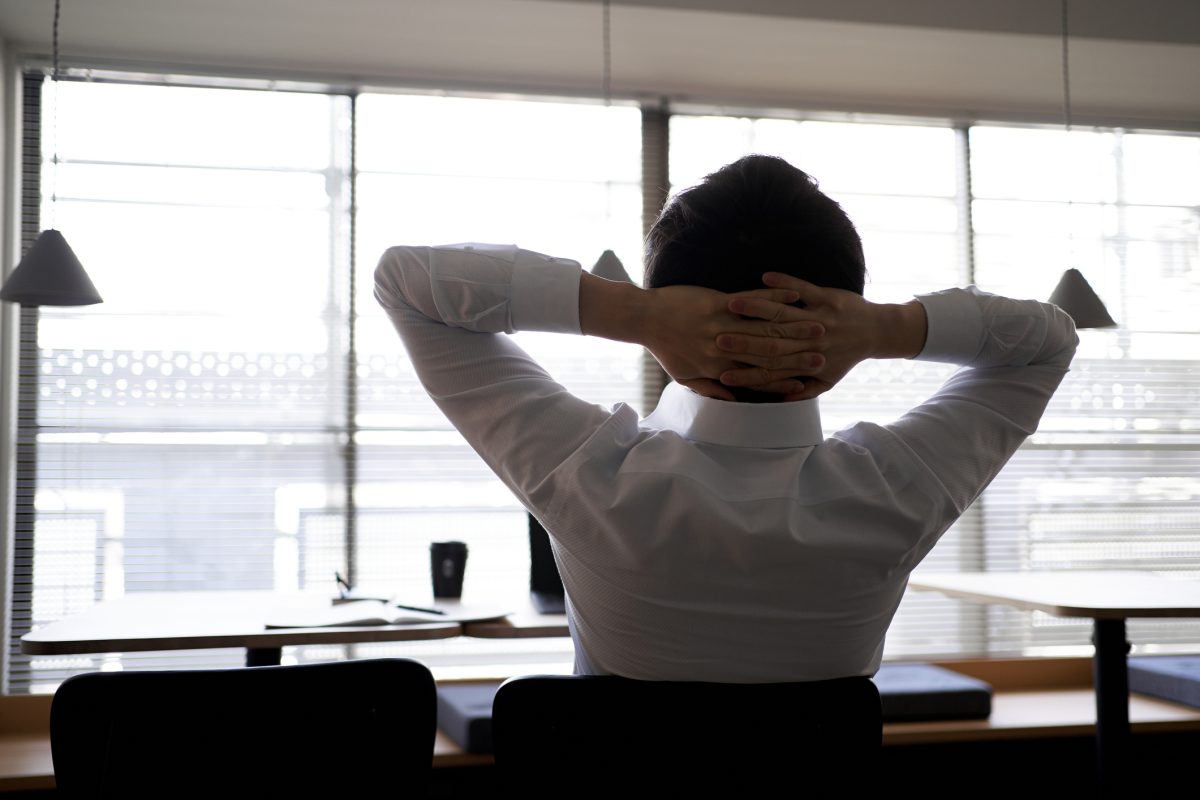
left=50, top=658, right=436, bottom=798
left=493, top=674, right=881, bottom=796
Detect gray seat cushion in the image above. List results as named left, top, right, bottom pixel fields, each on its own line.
left=872, top=663, right=993, bottom=722
left=1128, top=655, right=1200, bottom=708
left=437, top=663, right=995, bottom=753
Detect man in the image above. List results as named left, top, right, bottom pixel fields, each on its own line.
left=374, top=155, right=1078, bottom=683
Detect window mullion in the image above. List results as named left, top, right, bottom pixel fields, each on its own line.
left=343, top=93, right=359, bottom=588
left=6, top=72, right=45, bottom=694
left=955, top=125, right=976, bottom=286
left=640, top=100, right=670, bottom=415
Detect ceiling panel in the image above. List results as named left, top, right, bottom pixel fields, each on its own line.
left=1, top=0, right=1197, bottom=127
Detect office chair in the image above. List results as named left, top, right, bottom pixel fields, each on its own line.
left=493, top=674, right=881, bottom=796
left=50, top=658, right=436, bottom=798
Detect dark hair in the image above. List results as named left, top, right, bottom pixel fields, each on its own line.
left=644, top=154, right=865, bottom=296
left=644, top=155, right=866, bottom=402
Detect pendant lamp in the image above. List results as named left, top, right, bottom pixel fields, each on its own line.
left=1, top=0, right=102, bottom=308
left=1048, top=268, right=1115, bottom=329
left=1, top=229, right=101, bottom=306
left=591, top=249, right=632, bottom=283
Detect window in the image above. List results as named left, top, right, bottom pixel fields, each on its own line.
left=11, top=77, right=352, bottom=692
left=969, top=126, right=1200, bottom=655
left=6, top=70, right=1199, bottom=693
left=7, top=74, right=644, bottom=691
left=350, top=93, right=642, bottom=673
left=670, top=113, right=1200, bottom=658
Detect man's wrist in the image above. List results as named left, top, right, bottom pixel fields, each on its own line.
left=579, top=271, right=647, bottom=345
left=873, top=301, right=928, bottom=360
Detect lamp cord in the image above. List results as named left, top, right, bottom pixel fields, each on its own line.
left=602, top=0, right=612, bottom=107
left=1061, top=0, right=1077, bottom=272
left=50, top=0, right=61, bottom=227
left=1061, top=0, right=1072, bottom=133
left=52, top=0, right=60, bottom=82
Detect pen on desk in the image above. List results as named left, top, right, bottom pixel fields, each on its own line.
left=334, top=571, right=352, bottom=599
left=392, top=602, right=446, bottom=616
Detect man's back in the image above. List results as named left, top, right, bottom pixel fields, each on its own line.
left=374, top=244, right=1078, bottom=682
left=546, top=393, right=914, bottom=681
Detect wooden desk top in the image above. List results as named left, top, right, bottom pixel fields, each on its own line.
left=909, top=571, right=1200, bottom=619
left=461, top=599, right=568, bottom=639
left=20, top=591, right=461, bottom=656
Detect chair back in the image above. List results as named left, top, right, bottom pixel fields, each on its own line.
left=50, top=658, right=435, bottom=798
left=493, top=673, right=880, bottom=796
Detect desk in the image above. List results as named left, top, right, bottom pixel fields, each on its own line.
left=461, top=603, right=568, bottom=639
left=20, top=591, right=462, bottom=667
left=909, top=570, right=1200, bottom=791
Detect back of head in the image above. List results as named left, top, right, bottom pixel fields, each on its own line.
left=644, top=154, right=866, bottom=401
left=646, top=154, right=865, bottom=296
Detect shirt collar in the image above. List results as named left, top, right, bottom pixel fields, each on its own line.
left=641, top=382, right=824, bottom=449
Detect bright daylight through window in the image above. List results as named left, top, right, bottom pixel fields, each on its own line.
left=6, top=72, right=1199, bottom=693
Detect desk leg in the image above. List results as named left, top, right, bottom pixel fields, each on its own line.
left=246, top=647, right=282, bottom=667
left=1092, top=618, right=1130, bottom=791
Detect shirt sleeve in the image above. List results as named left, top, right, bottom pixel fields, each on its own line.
left=836, top=286, right=1079, bottom=520
left=373, top=243, right=616, bottom=507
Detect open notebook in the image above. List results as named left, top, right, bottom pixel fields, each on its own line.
left=264, top=600, right=510, bottom=629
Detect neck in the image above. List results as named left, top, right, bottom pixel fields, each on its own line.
left=729, top=387, right=789, bottom=403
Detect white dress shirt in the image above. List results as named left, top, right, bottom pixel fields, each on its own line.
left=374, top=243, right=1078, bottom=682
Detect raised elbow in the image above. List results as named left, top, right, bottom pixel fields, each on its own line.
left=1046, top=302, right=1081, bottom=368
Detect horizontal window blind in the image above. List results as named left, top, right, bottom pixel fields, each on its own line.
left=350, top=93, right=644, bottom=672
left=9, top=78, right=649, bottom=691
left=969, top=125, right=1200, bottom=657
left=8, top=76, right=354, bottom=693
left=668, top=114, right=1200, bottom=660
left=7, top=73, right=1199, bottom=692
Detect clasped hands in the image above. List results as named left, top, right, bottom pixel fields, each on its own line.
left=644, top=272, right=881, bottom=402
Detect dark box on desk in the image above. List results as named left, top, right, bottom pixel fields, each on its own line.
left=1129, top=655, right=1200, bottom=708
left=437, top=682, right=501, bottom=753
left=873, top=663, right=993, bottom=722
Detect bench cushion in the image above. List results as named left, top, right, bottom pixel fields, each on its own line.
left=437, top=663, right=993, bottom=753
left=1128, top=655, right=1200, bottom=708
left=437, top=683, right=499, bottom=753
left=872, top=663, right=993, bottom=722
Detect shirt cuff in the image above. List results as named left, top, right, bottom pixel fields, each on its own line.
left=914, top=287, right=985, bottom=365
left=510, top=250, right=583, bottom=334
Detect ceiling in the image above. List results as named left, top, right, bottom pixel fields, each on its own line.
left=572, top=0, right=1200, bottom=45
left=1, top=0, right=1198, bottom=128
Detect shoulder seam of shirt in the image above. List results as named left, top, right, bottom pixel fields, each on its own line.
left=536, top=403, right=639, bottom=523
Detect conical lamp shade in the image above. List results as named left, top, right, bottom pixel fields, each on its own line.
left=0, top=229, right=102, bottom=306
left=1048, top=268, right=1115, bottom=329
left=591, top=250, right=633, bottom=283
